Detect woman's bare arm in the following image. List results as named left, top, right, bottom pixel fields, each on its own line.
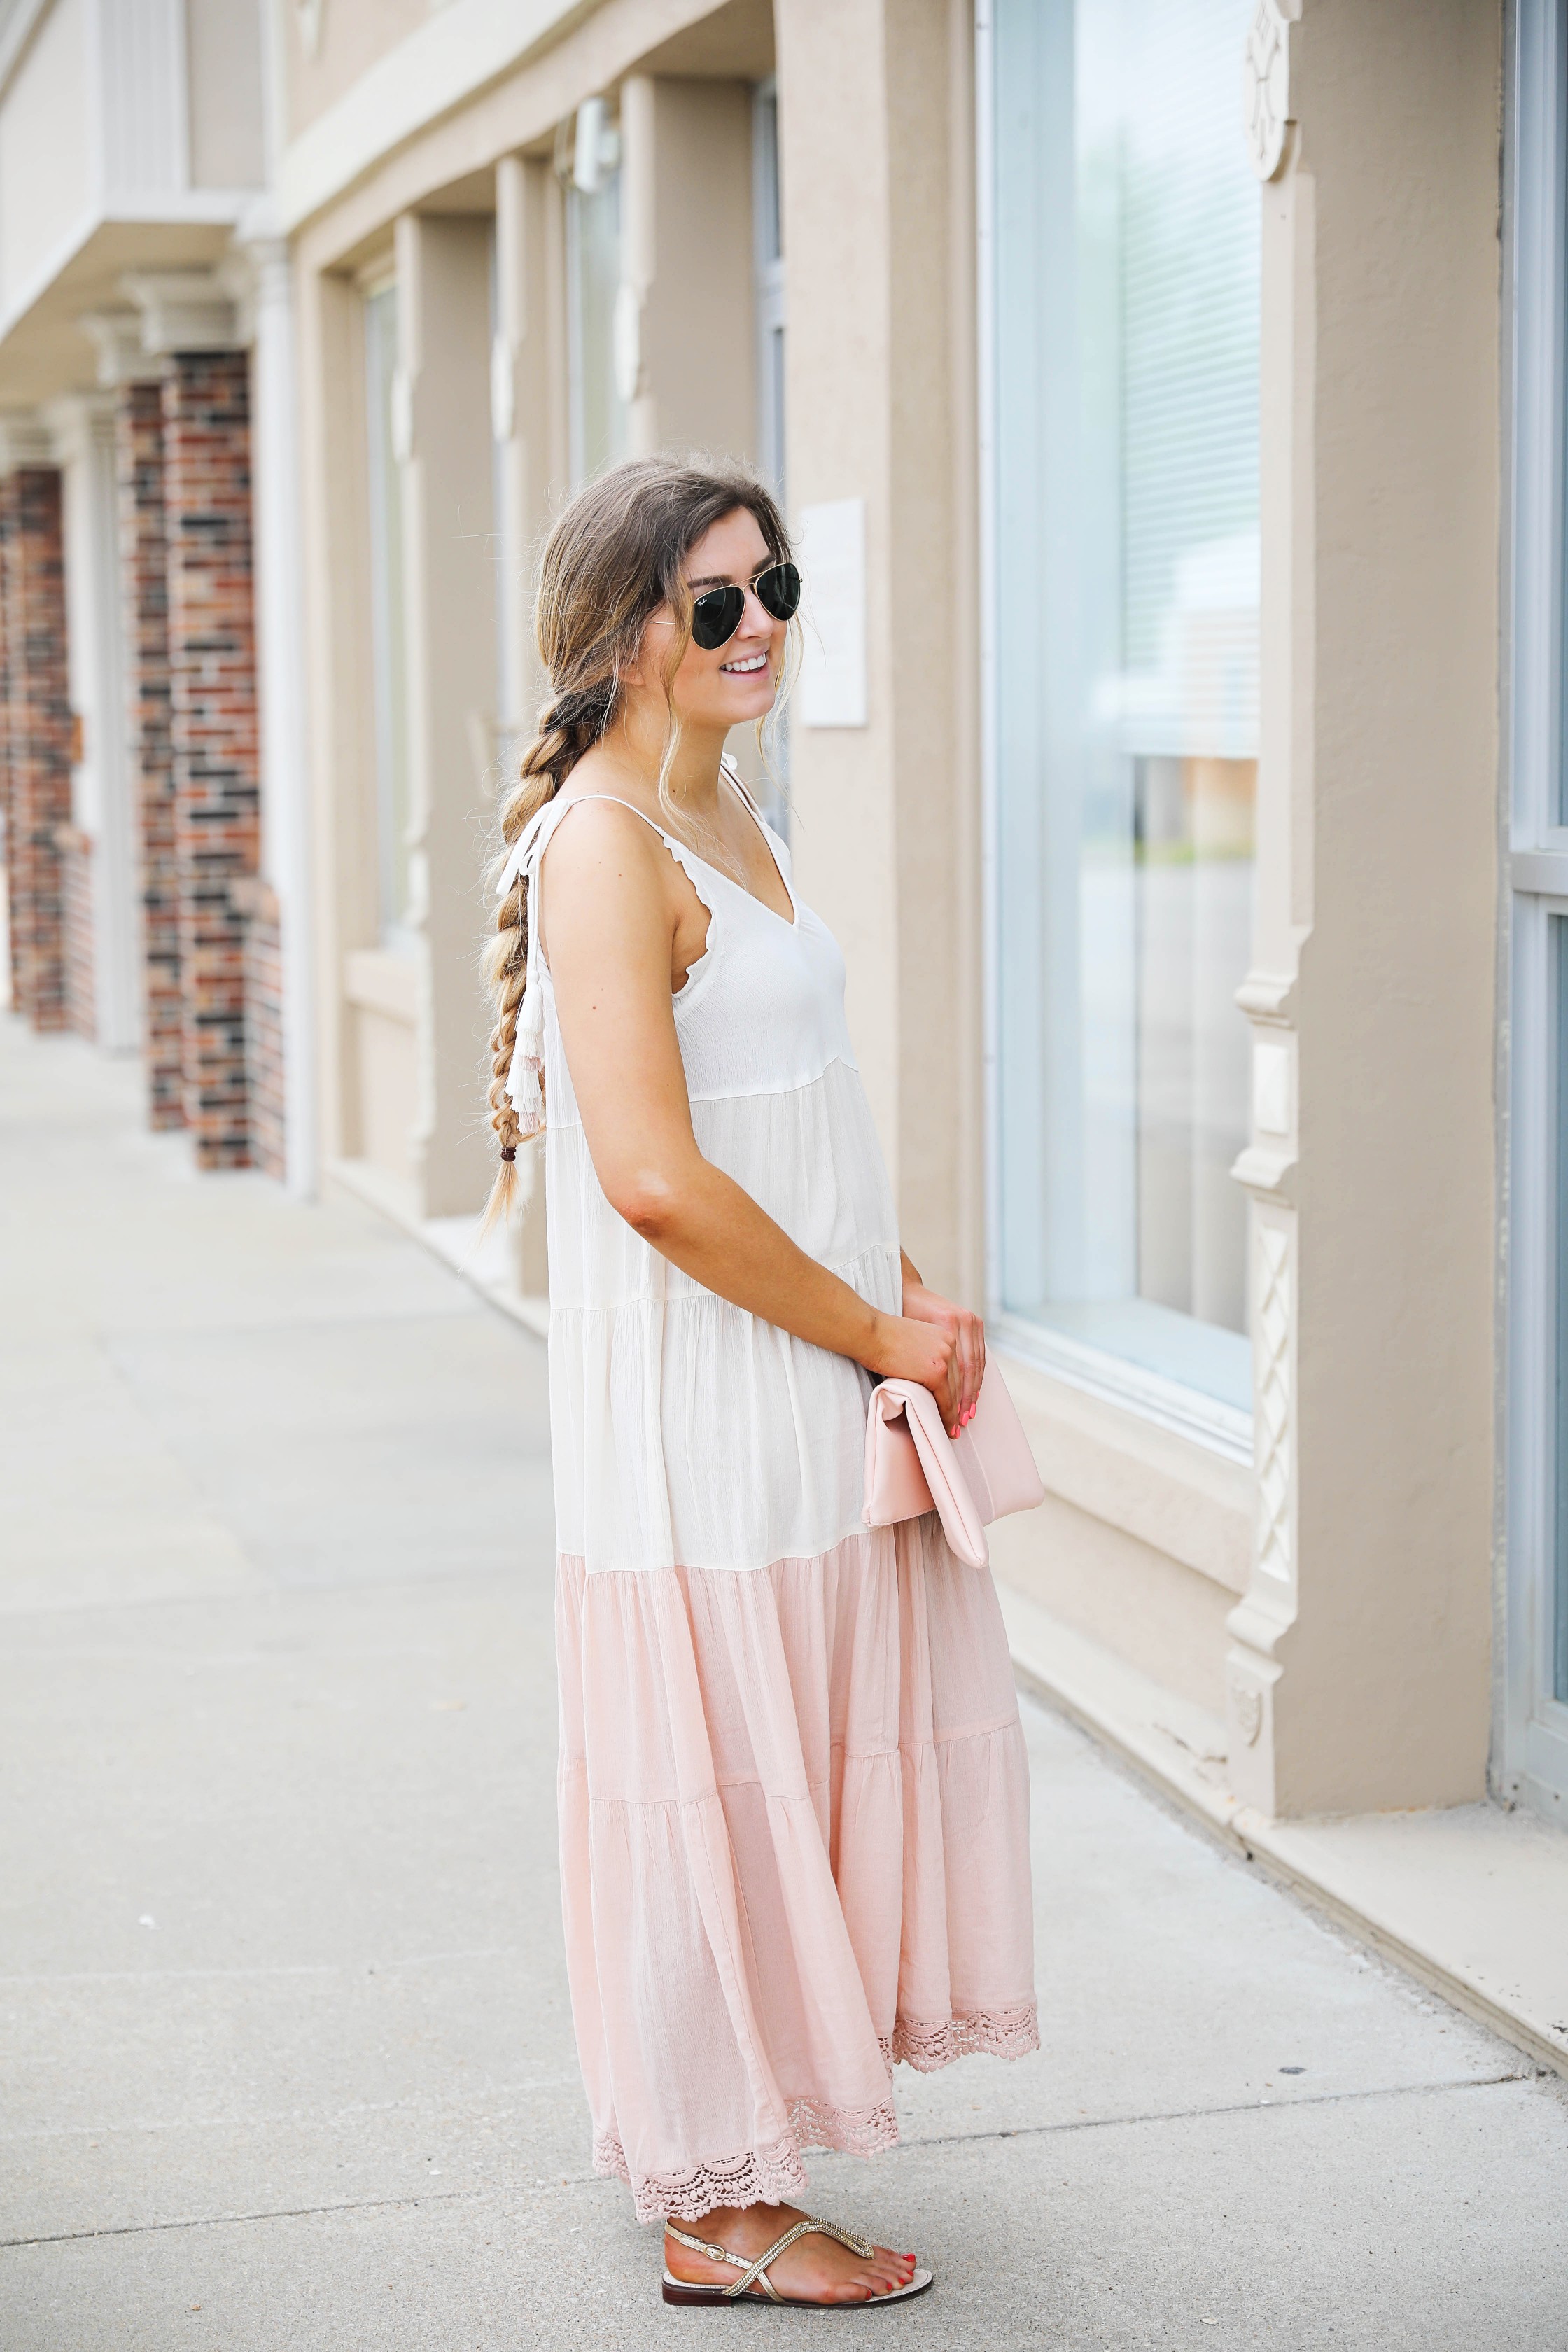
left=540, top=802, right=964, bottom=1422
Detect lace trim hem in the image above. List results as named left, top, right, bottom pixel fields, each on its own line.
left=594, top=2003, right=1038, bottom=2222
left=597, top=2098, right=893, bottom=2220
left=595, top=2089, right=900, bottom=2227
left=596, top=2130, right=809, bottom=2227
left=883, top=2000, right=1041, bottom=2075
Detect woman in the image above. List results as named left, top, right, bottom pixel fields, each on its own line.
left=483, top=457, right=1037, bottom=2309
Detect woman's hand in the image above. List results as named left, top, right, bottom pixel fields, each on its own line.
left=865, top=1312, right=963, bottom=1432
left=897, top=1257, right=986, bottom=1436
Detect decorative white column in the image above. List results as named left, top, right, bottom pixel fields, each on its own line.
left=617, top=75, right=756, bottom=463
left=1226, top=0, right=1303, bottom=1816
left=1228, top=985, right=1299, bottom=1817
left=241, top=229, right=318, bottom=1200
left=394, top=209, right=500, bottom=1219
left=493, top=152, right=566, bottom=1294
left=43, top=391, right=141, bottom=1053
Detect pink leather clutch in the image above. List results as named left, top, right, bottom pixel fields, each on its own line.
left=862, top=1357, right=1045, bottom=1569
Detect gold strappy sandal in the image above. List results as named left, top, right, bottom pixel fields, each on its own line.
left=662, top=2215, right=934, bottom=2308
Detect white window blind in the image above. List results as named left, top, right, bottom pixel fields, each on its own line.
left=988, top=0, right=1259, bottom=1433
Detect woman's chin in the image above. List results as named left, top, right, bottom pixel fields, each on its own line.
left=713, top=680, right=777, bottom=725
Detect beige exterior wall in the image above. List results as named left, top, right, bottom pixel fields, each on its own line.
left=1226, top=0, right=1502, bottom=1815
left=290, top=0, right=776, bottom=1226
left=186, top=0, right=266, bottom=189
left=280, top=0, right=1512, bottom=1833
left=397, top=209, right=498, bottom=1217
left=283, top=0, right=430, bottom=136
left=0, top=0, right=90, bottom=312
left=777, top=0, right=981, bottom=1306
left=622, top=74, right=755, bottom=461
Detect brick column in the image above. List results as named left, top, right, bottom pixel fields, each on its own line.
left=1, top=459, right=72, bottom=1032
left=57, top=823, right=94, bottom=1036
left=162, top=349, right=260, bottom=1168
left=234, top=875, right=286, bottom=1177
left=112, top=377, right=183, bottom=1125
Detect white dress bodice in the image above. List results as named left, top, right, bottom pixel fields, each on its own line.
left=509, top=774, right=902, bottom=1576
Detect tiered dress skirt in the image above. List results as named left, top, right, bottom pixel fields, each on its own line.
left=519, top=785, right=1040, bottom=2223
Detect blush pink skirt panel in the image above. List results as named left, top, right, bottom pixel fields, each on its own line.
left=556, top=1516, right=1039, bottom=2225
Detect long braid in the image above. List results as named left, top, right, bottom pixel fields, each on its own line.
left=479, top=691, right=612, bottom=1228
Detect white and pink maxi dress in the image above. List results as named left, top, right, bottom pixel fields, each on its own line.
left=510, top=777, right=1038, bottom=2227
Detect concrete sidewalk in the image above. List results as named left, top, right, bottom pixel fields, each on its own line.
left=2, top=1017, right=1565, bottom=2351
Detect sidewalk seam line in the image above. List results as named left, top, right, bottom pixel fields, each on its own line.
left=0, top=2073, right=1532, bottom=2252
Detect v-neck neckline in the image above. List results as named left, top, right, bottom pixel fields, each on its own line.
left=699, top=774, right=799, bottom=932
left=538, top=774, right=800, bottom=932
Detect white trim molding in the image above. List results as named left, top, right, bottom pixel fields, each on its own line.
left=120, top=270, right=240, bottom=355
left=0, top=410, right=53, bottom=472
left=276, top=0, right=592, bottom=233
left=76, top=308, right=162, bottom=386
left=1242, top=0, right=1298, bottom=182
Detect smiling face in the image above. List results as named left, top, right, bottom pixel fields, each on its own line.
left=633, top=505, right=785, bottom=734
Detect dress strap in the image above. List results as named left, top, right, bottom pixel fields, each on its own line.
left=718, top=757, right=794, bottom=916
left=719, top=753, right=760, bottom=820
left=497, top=792, right=707, bottom=1128
left=547, top=792, right=681, bottom=848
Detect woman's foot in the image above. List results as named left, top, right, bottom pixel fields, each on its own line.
left=664, top=2202, right=917, bottom=2304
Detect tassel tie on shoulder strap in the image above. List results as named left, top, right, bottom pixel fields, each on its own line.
left=505, top=972, right=545, bottom=1134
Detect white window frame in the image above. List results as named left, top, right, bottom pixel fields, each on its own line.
left=753, top=76, right=785, bottom=498
left=973, top=0, right=1253, bottom=1465
left=1503, top=0, right=1568, bottom=1821
left=362, top=266, right=415, bottom=956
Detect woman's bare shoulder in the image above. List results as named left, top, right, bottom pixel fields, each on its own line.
left=541, top=788, right=664, bottom=862
left=536, top=790, right=673, bottom=934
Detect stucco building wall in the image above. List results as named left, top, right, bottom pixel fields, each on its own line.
left=271, top=0, right=1512, bottom=1832
left=0, top=0, right=1533, bottom=1882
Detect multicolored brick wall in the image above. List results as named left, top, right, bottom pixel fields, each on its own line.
left=162, top=351, right=260, bottom=1170
left=114, top=379, right=183, bottom=1127
left=236, top=879, right=286, bottom=1181
left=1, top=467, right=71, bottom=1031
left=0, top=358, right=286, bottom=1179
left=58, top=826, right=95, bottom=1038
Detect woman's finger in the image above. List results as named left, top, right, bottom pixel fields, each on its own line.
left=939, top=1332, right=961, bottom=1434
left=955, top=1312, right=983, bottom=1426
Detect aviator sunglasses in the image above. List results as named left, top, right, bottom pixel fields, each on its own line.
left=689, top=561, right=802, bottom=651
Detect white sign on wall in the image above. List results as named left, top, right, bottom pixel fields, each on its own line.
left=797, top=497, right=867, bottom=728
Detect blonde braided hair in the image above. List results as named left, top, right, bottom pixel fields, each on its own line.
left=481, top=456, right=792, bottom=1227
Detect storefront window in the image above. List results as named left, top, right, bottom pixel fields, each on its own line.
left=364, top=279, right=412, bottom=946
left=986, top=0, right=1259, bottom=1420
left=1555, top=920, right=1568, bottom=1706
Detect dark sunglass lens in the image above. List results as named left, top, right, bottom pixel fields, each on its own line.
left=691, top=584, right=746, bottom=650
left=754, top=563, right=802, bottom=623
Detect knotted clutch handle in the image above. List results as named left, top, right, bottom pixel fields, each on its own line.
left=862, top=1357, right=1044, bottom=1569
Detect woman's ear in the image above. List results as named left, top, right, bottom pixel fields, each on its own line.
left=616, top=624, right=652, bottom=694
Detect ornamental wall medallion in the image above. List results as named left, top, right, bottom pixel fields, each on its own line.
left=1242, top=0, right=1293, bottom=181
left=1231, top=1679, right=1265, bottom=1746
